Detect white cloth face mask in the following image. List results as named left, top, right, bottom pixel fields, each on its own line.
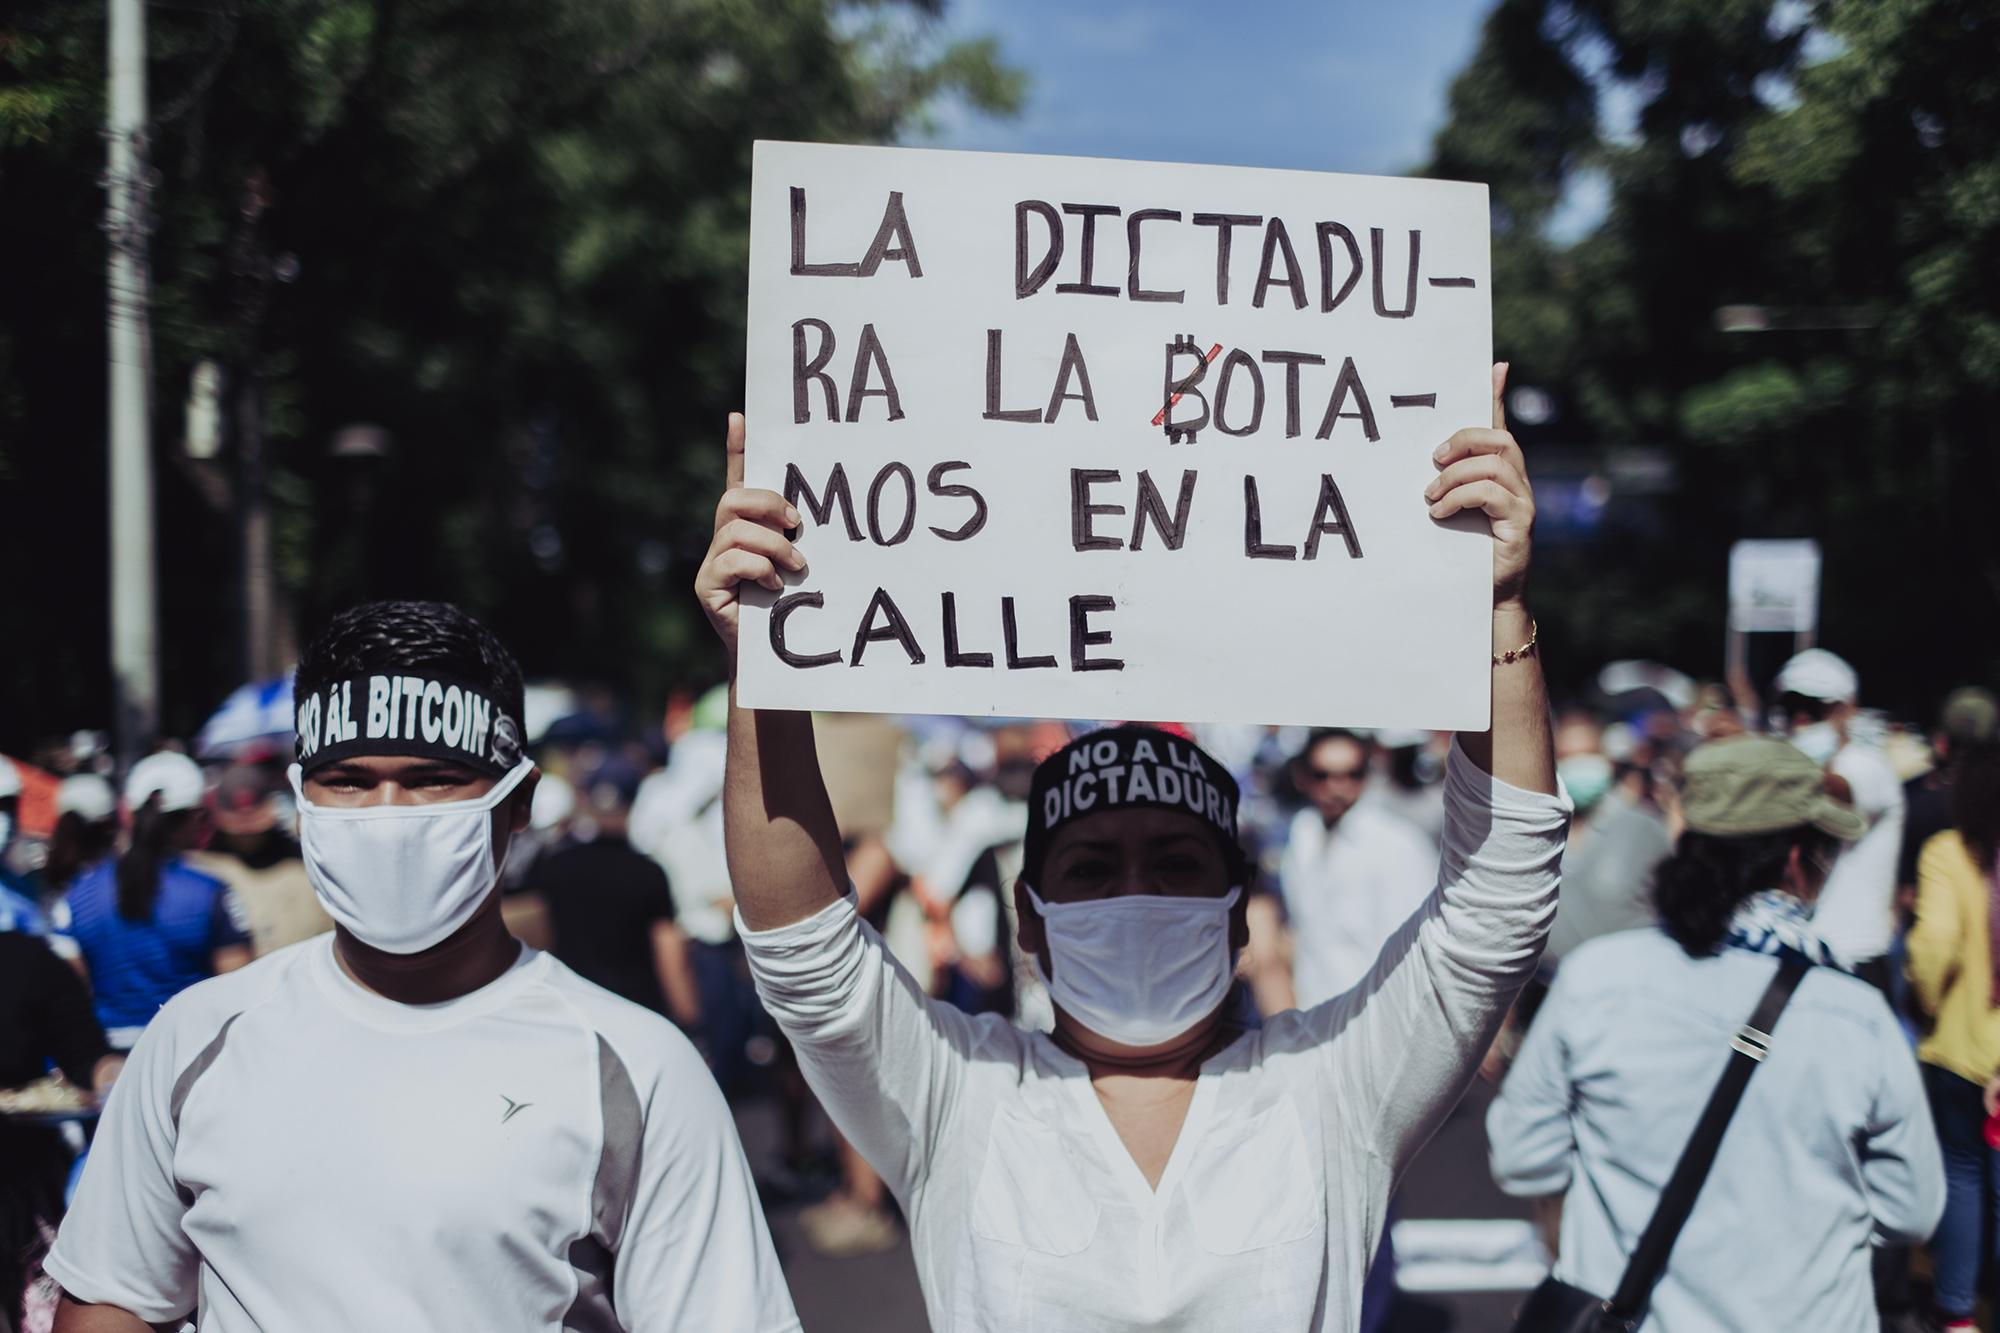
left=290, top=759, right=534, bottom=954
left=1790, top=721, right=1842, bottom=766
left=1023, top=883, right=1243, bottom=1047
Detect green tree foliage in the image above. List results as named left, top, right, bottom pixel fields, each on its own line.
left=0, top=0, right=1019, bottom=744
left=1428, top=0, right=2000, bottom=713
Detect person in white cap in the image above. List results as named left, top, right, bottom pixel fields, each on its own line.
left=43, top=774, right=121, bottom=900
left=1773, top=649, right=1908, bottom=985
left=1774, top=649, right=1922, bottom=1327
left=48, top=752, right=251, bottom=1050
left=183, top=763, right=332, bottom=958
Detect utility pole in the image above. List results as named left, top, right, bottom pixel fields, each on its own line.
left=229, top=171, right=279, bottom=681
left=106, top=0, right=156, bottom=765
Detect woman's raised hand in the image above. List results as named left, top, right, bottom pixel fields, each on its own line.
left=694, top=413, right=808, bottom=657
left=1424, top=362, right=1535, bottom=609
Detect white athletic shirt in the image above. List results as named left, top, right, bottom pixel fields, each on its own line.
left=742, top=742, right=1570, bottom=1332
left=45, top=934, right=800, bottom=1333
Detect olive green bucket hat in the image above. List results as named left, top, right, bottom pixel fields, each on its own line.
left=1680, top=736, right=1867, bottom=841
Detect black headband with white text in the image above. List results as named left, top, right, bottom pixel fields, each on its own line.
left=295, top=674, right=524, bottom=778
left=1023, top=726, right=1243, bottom=883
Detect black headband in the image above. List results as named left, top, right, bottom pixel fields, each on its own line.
left=1023, top=726, right=1243, bottom=884
left=295, top=673, right=524, bottom=778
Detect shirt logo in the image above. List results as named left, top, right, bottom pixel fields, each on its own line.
left=499, top=1095, right=533, bottom=1124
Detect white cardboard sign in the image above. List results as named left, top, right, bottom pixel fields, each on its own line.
left=737, top=141, right=1494, bottom=730
left=1729, top=539, right=1822, bottom=633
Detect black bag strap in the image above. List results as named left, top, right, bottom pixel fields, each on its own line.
left=1602, top=949, right=1813, bottom=1321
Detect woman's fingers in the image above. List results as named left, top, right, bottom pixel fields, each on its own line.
left=699, top=413, right=799, bottom=648
left=1434, top=426, right=1525, bottom=474
left=1429, top=477, right=1524, bottom=523
left=725, top=412, right=747, bottom=493
left=713, top=517, right=807, bottom=575
left=714, top=486, right=798, bottom=536
left=713, top=413, right=803, bottom=535
left=707, top=548, right=783, bottom=596
left=1492, top=361, right=1509, bottom=431
left=1425, top=455, right=1526, bottom=511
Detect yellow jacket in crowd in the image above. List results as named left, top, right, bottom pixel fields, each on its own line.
left=1906, top=830, right=2000, bottom=1086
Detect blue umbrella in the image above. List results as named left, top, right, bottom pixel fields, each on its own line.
left=194, top=673, right=295, bottom=760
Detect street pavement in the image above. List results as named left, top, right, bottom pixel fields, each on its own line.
left=736, top=1078, right=1532, bottom=1332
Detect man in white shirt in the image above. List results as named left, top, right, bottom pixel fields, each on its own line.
left=47, top=601, right=797, bottom=1333
left=1265, top=730, right=1440, bottom=1012
left=1774, top=649, right=1907, bottom=981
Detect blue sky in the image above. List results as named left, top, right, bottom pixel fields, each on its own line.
left=918, top=0, right=1500, bottom=178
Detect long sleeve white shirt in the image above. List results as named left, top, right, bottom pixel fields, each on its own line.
left=1488, top=929, right=1944, bottom=1332
left=742, top=742, right=1568, bottom=1331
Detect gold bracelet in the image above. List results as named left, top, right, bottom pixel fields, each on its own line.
left=1494, top=619, right=1538, bottom=666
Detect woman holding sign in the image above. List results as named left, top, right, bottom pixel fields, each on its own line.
left=696, top=365, right=1568, bottom=1331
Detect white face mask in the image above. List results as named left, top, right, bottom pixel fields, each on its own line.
left=1023, top=883, right=1243, bottom=1047
left=1791, top=721, right=1842, bottom=766
left=290, top=760, right=534, bottom=955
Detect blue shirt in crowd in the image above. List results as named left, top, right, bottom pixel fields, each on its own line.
left=53, top=857, right=248, bottom=1045
left=0, top=876, right=45, bottom=935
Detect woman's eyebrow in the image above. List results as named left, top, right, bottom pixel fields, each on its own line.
left=1140, top=832, right=1216, bottom=854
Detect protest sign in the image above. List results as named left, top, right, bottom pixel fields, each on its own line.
left=1729, top=540, right=1822, bottom=634
left=737, top=141, right=1495, bottom=729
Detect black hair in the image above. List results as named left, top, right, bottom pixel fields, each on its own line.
left=46, top=809, right=118, bottom=890
left=1780, top=692, right=1835, bottom=725
left=116, top=799, right=199, bottom=922
left=1652, top=825, right=1836, bottom=957
left=1296, top=728, right=1374, bottom=765
left=295, top=600, right=525, bottom=730
left=1953, top=742, right=2000, bottom=875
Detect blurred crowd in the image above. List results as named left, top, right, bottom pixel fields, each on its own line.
left=3, top=648, right=1999, bottom=1330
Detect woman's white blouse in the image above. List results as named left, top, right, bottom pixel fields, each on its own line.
left=741, top=742, right=1570, bottom=1331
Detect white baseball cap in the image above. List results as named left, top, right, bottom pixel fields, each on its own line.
left=57, top=773, right=118, bottom=822
left=125, top=752, right=207, bottom=813
left=1775, top=648, right=1860, bottom=704
left=0, top=756, right=20, bottom=801
left=530, top=772, right=575, bottom=832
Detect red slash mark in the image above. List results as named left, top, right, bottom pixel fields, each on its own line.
left=1150, top=342, right=1223, bottom=427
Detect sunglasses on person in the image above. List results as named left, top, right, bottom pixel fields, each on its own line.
left=1302, top=764, right=1368, bottom=785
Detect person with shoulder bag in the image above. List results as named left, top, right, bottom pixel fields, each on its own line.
left=1491, top=736, right=1944, bottom=1332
